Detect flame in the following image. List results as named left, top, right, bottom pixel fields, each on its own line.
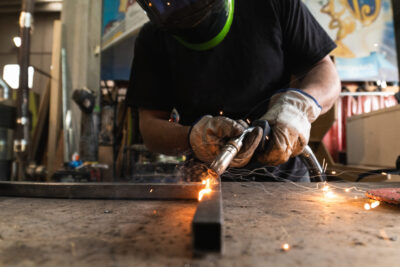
left=198, top=178, right=212, bottom=201
left=364, top=203, right=371, bottom=210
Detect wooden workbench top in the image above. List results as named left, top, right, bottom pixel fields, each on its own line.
left=0, top=182, right=399, bottom=266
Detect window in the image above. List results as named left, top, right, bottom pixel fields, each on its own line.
left=3, top=64, right=34, bottom=89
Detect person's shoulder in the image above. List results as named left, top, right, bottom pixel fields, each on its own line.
left=137, top=22, right=165, bottom=43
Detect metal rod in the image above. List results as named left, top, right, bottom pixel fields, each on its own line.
left=192, top=178, right=223, bottom=254
left=61, top=48, right=70, bottom=162
left=15, top=0, right=35, bottom=180
left=0, top=181, right=203, bottom=200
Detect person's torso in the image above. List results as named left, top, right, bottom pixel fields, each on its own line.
left=155, top=0, right=291, bottom=124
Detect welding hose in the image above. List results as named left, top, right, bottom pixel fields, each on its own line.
left=299, top=146, right=326, bottom=182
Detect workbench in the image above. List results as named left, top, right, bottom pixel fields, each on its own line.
left=0, top=182, right=399, bottom=266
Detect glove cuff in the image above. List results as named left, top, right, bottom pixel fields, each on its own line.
left=273, top=88, right=322, bottom=110
left=264, top=88, right=321, bottom=124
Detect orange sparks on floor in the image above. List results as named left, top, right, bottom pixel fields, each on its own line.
left=324, top=191, right=336, bottom=199
left=282, top=243, right=290, bottom=251
left=198, top=178, right=212, bottom=201
left=371, top=201, right=380, bottom=208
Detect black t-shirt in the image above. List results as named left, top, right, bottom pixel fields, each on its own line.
left=127, top=0, right=336, bottom=125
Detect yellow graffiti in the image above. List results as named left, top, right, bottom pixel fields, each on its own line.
left=321, top=0, right=381, bottom=58
left=321, top=1, right=356, bottom=57
left=343, top=0, right=381, bottom=26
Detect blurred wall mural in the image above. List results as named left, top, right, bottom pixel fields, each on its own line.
left=102, top=0, right=148, bottom=47
left=303, top=0, right=398, bottom=81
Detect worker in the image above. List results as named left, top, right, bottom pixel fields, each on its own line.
left=127, top=0, right=341, bottom=181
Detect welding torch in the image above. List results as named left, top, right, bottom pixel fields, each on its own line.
left=209, top=120, right=326, bottom=182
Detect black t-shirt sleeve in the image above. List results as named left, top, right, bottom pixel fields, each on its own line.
left=277, top=0, right=337, bottom=75
left=126, top=23, right=173, bottom=112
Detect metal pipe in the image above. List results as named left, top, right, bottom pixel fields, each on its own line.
left=15, top=0, right=34, bottom=180
left=61, top=48, right=70, bottom=163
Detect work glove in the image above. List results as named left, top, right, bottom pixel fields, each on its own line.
left=257, top=89, right=321, bottom=166
left=189, top=115, right=263, bottom=168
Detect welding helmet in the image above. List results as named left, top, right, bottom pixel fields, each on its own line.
left=136, top=0, right=234, bottom=51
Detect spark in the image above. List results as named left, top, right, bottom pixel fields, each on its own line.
left=148, top=2, right=152, bottom=7
left=344, top=188, right=351, bottom=193
left=324, top=191, right=336, bottom=199
left=331, top=170, right=337, bottom=175
left=321, top=184, right=336, bottom=199
left=150, top=188, right=153, bottom=193
left=219, top=110, right=223, bottom=115
left=246, top=118, right=251, bottom=124
left=371, top=201, right=380, bottom=209
left=381, top=172, right=387, bottom=176
left=281, top=243, right=290, bottom=251
left=364, top=203, right=371, bottom=210
left=324, top=162, right=328, bottom=173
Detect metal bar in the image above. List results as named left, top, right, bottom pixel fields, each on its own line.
left=192, top=178, right=223, bottom=254
left=0, top=181, right=203, bottom=200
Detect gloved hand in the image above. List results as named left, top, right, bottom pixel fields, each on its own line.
left=189, top=115, right=262, bottom=167
left=257, top=89, right=321, bottom=166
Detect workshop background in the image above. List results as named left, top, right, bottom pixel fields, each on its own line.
left=0, top=0, right=400, bottom=266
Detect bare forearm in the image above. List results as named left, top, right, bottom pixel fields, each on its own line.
left=139, top=109, right=190, bottom=155
left=299, top=56, right=341, bottom=114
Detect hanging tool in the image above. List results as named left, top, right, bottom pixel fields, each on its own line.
left=209, top=120, right=326, bottom=182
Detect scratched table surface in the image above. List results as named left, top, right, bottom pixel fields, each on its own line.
left=0, top=182, right=399, bottom=267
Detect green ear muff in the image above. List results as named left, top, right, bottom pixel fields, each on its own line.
left=174, top=0, right=234, bottom=51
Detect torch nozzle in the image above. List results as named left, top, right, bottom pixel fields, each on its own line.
left=209, top=127, right=255, bottom=177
